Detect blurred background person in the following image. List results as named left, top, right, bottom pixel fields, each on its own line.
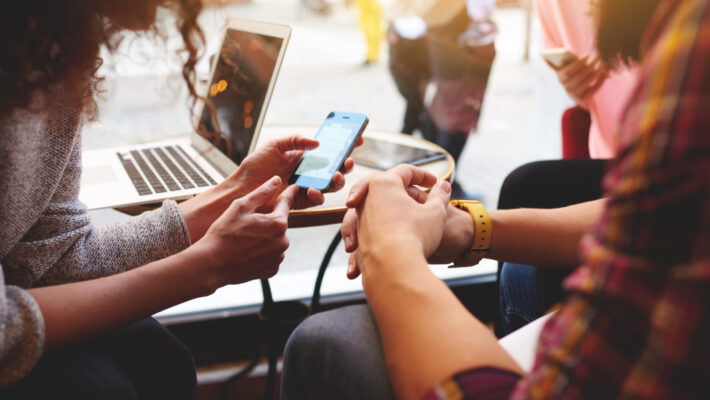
left=460, top=0, right=498, bottom=46
left=356, top=0, right=384, bottom=65
left=387, top=0, right=497, bottom=198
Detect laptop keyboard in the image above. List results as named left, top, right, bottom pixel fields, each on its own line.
left=142, top=148, right=181, bottom=191
left=117, top=145, right=218, bottom=196
left=130, top=150, right=166, bottom=193
left=166, top=146, right=209, bottom=187
left=175, top=146, right=218, bottom=186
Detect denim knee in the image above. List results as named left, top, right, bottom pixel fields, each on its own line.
left=499, top=263, right=540, bottom=335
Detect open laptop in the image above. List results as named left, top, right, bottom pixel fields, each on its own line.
left=80, top=19, right=292, bottom=210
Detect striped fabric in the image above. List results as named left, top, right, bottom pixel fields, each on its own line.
left=428, top=0, right=710, bottom=398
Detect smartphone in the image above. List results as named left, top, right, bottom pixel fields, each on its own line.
left=541, top=48, right=576, bottom=68
left=289, top=112, right=369, bottom=190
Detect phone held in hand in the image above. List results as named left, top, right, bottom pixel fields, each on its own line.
left=289, top=111, right=369, bottom=191
left=541, top=48, right=576, bottom=68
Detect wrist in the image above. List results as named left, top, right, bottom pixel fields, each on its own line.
left=452, top=205, right=476, bottom=256
left=361, top=234, right=424, bottom=262
left=179, top=185, right=236, bottom=242
left=179, top=243, right=222, bottom=296
left=359, top=235, right=427, bottom=282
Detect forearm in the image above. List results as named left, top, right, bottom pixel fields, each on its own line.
left=179, top=184, right=236, bottom=243
left=362, top=241, right=522, bottom=400
left=29, top=246, right=212, bottom=349
left=488, top=198, right=605, bottom=267
left=437, top=199, right=605, bottom=268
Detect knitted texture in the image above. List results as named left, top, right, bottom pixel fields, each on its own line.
left=0, top=92, right=192, bottom=385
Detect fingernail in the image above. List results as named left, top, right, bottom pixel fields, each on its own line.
left=435, top=180, right=451, bottom=194
left=347, top=192, right=355, bottom=203
left=270, top=176, right=280, bottom=186
left=347, top=261, right=354, bottom=274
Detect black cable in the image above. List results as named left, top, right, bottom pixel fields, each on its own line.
left=218, top=279, right=275, bottom=400
left=261, top=278, right=274, bottom=305
left=311, top=231, right=342, bottom=313
left=220, top=228, right=342, bottom=400
left=261, top=278, right=276, bottom=400
left=264, top=328, right=278, bottom=400
left=260, top=228, right=343, bottom=399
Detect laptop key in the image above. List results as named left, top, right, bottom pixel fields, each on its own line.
left=153, top=147, right=195, bottom=189
left=117, top=153, right=153, bottom=196
left=130, top=150, right=166, bottom=193
left=166, top=146, right=209, bottom=187
left=175, top=146, right=218, bottom=185
left=142, top=149, right=181, bottom=192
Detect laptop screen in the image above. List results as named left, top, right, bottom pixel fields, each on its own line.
left=196, top=28, right=284, bottom=165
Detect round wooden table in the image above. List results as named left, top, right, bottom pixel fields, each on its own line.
left=115, top=126, right=455, bottom=225
left=256, top=125, right=456, bottom=228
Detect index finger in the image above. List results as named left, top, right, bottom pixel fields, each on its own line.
left=270, top=184, right=298, bottom=220
left=273, top=135, right=319, bottom=153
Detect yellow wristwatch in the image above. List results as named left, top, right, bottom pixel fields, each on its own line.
left=449, top=200, right=491, bottom=267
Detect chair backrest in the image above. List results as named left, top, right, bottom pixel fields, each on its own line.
left=561, top=106, right=591, bottom=159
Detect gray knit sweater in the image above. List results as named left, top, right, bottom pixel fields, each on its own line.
left=0, top=93, right=192, bottom=385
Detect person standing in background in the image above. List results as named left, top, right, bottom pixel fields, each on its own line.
left=356, top=0, right=383, bottom=65
left=387, top=0, right=496, bottom=198
left=536, top=0, right=639, bottom=158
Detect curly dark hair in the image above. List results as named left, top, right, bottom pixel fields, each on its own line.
left=0, top=0, right=205, bottom=120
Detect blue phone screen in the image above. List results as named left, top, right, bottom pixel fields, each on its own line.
left=294, top=114, right=364, bottom=185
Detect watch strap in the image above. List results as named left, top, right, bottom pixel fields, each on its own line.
left=449, top=200, right=491, bottom=267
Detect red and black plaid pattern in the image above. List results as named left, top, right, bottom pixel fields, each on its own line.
left=427, top=0, right=710, bottom=398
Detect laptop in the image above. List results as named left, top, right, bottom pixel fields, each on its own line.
left=80, top=19, right=292, bottom=210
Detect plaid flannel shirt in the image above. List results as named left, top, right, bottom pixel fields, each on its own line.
left=428, top=0, right=710, bottom=398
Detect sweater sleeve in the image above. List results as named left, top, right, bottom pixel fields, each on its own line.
left=0, top=274, right=44, bottom=386
left=2, top=136, right=192, bottom=287
left=0, top=131, right=193, bottom=386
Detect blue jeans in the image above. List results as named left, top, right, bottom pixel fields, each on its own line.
left=281, top=305, right=395, bottom=400
left=499, top=263, right=570, bottom=336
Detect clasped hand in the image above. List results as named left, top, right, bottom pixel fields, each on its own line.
left=341, top=165, right=474, bottom=280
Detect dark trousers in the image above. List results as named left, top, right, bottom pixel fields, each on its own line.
left=1, top=318, right=197, bottom=400
left=496, top=159, right=608, bottom=335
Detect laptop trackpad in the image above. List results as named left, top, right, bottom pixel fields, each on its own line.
left=81, top=166, right=119, bottom=187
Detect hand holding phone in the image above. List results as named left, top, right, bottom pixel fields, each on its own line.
left=541, top=48, right=576, bottom=69
left=289, top=112, right=369, bottom=191
left=545, top=50, right=608, bottom=109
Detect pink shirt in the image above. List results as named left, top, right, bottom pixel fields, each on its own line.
left=535, top=0, right=639, bottom=158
